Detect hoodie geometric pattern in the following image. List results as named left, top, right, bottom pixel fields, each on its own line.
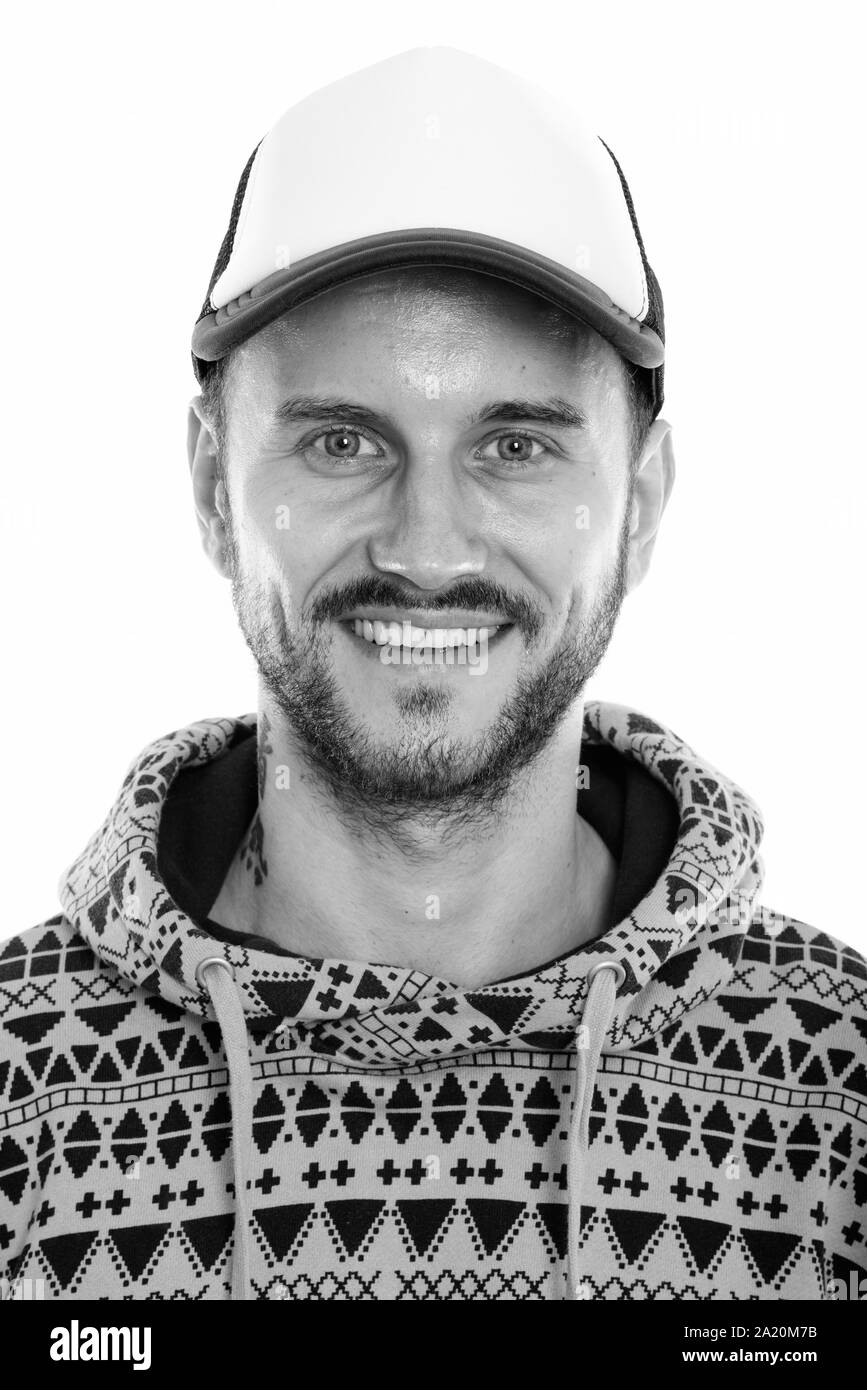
left=1, top=705, right=865, bottom=1300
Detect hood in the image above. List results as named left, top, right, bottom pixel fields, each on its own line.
left=59, top=702, right=765, bottom=1064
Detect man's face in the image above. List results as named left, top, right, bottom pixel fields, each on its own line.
left=214, top=268, right=637, bottom=811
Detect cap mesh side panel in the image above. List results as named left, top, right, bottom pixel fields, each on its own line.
left=195, top=141, right=262, bottom=324
left=598, top=137, right=665, bottom=416
left=598, top=137, right=664, bottom=341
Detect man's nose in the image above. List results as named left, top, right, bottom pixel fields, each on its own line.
left=366, top=455, right=489, bottom=589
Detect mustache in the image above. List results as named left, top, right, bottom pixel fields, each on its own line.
left=308, top=575, right=544, bottom=637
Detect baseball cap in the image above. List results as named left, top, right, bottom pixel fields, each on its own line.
left=191, top=46, right=665, bottom=413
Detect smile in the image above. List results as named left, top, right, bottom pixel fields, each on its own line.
left=350, top=618, right=502, bottom=650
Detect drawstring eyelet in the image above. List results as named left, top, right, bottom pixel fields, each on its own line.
left=195, top=955, right=235, bottom=990
left=587, top=959, right=626, bottom=990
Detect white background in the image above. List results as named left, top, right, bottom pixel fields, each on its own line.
left=1, top=1, right=863, bottom=949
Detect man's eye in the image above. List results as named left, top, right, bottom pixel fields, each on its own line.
left=301, top=427, right=551, bottom=467
left=307, top=428, right=381, bottom=459
left=476, top=433, right=548, bottom=467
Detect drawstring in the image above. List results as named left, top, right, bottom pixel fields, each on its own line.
left=196, top=957, right=254, bottom=1300
left=194, top=951, right=623, bottom=1301
left=567, top=960, right=624, bottom=1300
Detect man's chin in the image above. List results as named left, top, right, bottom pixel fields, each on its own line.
left=330, top=746, right=501, bottom=806
left=282, top=699, right=521, bottom=808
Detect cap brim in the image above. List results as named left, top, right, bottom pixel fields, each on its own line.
left=191, top=228, right=664, bottom=375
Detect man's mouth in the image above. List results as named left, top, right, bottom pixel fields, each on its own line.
left=348, top=618, right=506, bottom=651
left=337, top=605, right=515, bottom=654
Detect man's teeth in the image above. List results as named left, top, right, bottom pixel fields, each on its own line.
left=352, top=619, right=499, bottom=648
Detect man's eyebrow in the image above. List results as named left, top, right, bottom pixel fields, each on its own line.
left=273, top=394, right=588, bottom=431
left=471, top=397, right=587, bottom=429
left=274, top=395, right=384, bottom=426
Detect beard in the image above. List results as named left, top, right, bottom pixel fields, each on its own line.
left=222, top=498, right=630, bottom=832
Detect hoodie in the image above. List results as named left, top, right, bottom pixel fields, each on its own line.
left=1, top=702, right=865, bottom=1301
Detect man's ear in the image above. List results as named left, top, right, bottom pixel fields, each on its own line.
left=187, top=396, right=231, bottom=579
left=625, top=417, right=676, bottom=594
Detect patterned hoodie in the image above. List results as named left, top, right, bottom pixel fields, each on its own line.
left=1, top=704, right=865, bottom=1302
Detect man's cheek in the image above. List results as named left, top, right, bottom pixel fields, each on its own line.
left=237, top=513, right=292, bottom=577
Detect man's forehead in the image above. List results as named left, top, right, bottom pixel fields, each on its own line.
left=317, top=265, right=586, bottom=330
left=239, top=267, right=612, bottom=376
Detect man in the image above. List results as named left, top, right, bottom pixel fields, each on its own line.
left=2, top=47, right=865, bottom=1303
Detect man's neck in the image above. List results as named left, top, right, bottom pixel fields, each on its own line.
left=208, top=701, right=618, bottom=988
